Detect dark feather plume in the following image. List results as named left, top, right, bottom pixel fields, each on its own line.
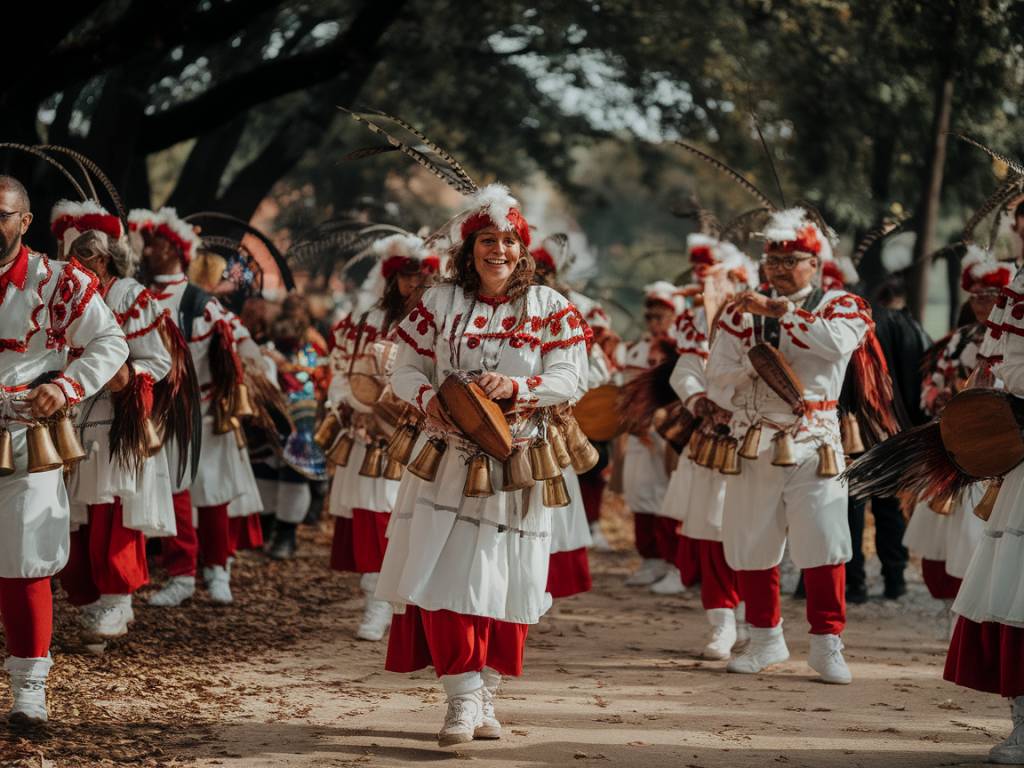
left=618, top=354, right=680, bottom=434
left=674, top=140, right=777, bottom=211
left=153, top=316, right=202, bottom=484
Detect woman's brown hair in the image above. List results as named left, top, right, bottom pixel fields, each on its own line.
left=448, top=230, right=536, bottom=302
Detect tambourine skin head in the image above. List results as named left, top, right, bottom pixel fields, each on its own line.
left=939, top=389, right=1024, bottom=478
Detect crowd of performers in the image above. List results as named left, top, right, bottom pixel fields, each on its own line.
left=0, top=123, right=1022, bottom=763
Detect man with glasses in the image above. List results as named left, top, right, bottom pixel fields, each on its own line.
left=705, top=208, right=877, bottom=684
left=0, top=176, right=128, bottom=723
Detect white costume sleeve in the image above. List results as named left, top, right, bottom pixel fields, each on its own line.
left=392, top=291, right=440, bottom=413
left=119, top=284, right=172, bottom=384
left=777, top=292, right=871, bottom=362
left=509, top=295, right=589, bottom=408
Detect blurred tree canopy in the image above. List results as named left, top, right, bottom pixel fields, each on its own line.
left=5, top=0, right=1024, bottom=325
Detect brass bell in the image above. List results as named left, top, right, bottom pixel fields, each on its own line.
left=143, top=417, right=163, bottom=457
left=213, top=399, right=234, bottom=435
left=0, top=427, right=14, bottom=476
left=542, top=473, right=572, bottom=508
left=232, top=417, right=246, bottom=449
left=327, top=431, right=354, bottom=467
left=52, top=414, right=87, bottom=464
left=501, top=445, right=535, bottom=491
left=688, top=430, right=703, bottom=461
left=840, top=413, right=865, bottom=456
left=358, top=439, right=386, bottom=478
left=560, top=415, right=589, bottom=449
left=696, top=434, right=717, bottom=468
left=233, top=383, right=254, bottom=418
left=929, top=493, right=953, bottom=515
left=770, top=431, right=797, bottom=467
left=548, top=424, right=572, bottom=469
left=463, top=453, right=494, bottom=498
left=529, top=436, right=561, bottom=481
left=973, top=479, right=1002, bottom=521
left=817, top=443, right=839, bottom=478
left=382, top=456, right=404, bottom=481
left=738, top=423, right=762, bottom=461
left=719, top=437, right=741, bottom=475
left=314, top=412, right=342, bottom=449
left=711, top=435, right=730, bottom=471
left=27, top=422, right=63, bottom=473
left=387, top=422, right=420, bottom=465
left=408, top=436, right=447, bottom=482
left=569, top=437, right=600, bottom=474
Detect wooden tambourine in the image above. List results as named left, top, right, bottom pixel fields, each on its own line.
left=573, top=384, right=623, bottom=442
left=437, top=372, right=513, bottom=461
left=940, top=389, right=1024, bottom=478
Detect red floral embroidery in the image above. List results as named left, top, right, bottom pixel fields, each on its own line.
left=125, top=308, right=170, bottom=340
left=509, top=337, right=525, bottom=349
left=473, top=315, right=487, bottom=329
left=541, top=335, right=587, bottom=354
left=415, top=383, right=433, bottom=412
left=54, top=373, right=86, bottom=404
left=549, top=320, right=562, bottom=335
left=567, top=314, right=580, bottom=329
left=502, top=316, right=516, bottom=330
left=466, top=337, right=480, bottom=349
left=396, top=326, right=435, bottom=359
left=526, top=375, right=542, bottom=390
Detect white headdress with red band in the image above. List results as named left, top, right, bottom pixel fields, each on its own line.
left=372, top=233, right=439, bottom=279
left=686, top=233, right=719, bottom=268
left=762, top=207, right=858, bottom=289
left=455, top=183, right=531, bottom=248
left=961, top=244, right=1013, bottom=292
left=643, top=280, right=678, bottom=311
left=128, top=207, right=202, bottom=268
left=51, top=200, right=124, bottom=256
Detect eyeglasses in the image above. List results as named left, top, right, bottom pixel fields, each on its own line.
left=0, top=210, right=24, bottom=222
left=760, top=254, right=814, bottom=270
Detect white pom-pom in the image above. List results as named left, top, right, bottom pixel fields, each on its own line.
left=462, top=183, right=519, bottom=231
left=50, top=199, right=110, bottom=224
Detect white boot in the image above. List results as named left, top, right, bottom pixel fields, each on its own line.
left=356, top=597, right=393, bottom=641
left=734, top=602, right=750, bottom=649
left=6, top=655, right=51, bottom=725
left=702, top=608, right=738, bottom=660
left=807, top=633, right=852, bottom=684
left=475, top=667, right=502, bottom=739
left=625, top=558, right=667, bottom=586
left=148, top=576, right=196, bottom=607
left=438, top=673, right=484, bottom=747
left=203, top=565, right=233, bottom=605
left=80, top=595, right=130, bottom=640
left=989, top=696, right=1024, bottom=764
left=726, top=623, right=789, bottom=674
left=589, top=523, right=613, bottom=552
left=650, top=565, right=687, bottom=595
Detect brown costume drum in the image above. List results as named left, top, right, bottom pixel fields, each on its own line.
left=940, top=389, right=1024, bottom=478
left=574, top=384, right=622, bottom=441
left=748, top=343, right=804, bottom=414
left=437, top=372, right=513, bottom=461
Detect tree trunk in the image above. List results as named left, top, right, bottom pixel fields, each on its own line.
left=166, top=116, right=248, bottom=213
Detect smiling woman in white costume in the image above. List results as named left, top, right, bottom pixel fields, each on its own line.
left=376, top=185, right=589, bottom=747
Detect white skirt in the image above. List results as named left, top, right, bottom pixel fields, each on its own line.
left=903, top=485, right=985, bottom=577
left=168, top=414, right=249, bottom=507
left=120, top=449, right=177, bottom=538
left=327, top=439, right=400, bottom=519
left=549, top=469, right=593, bottom=554
left=226, top=450, right=264, bottom=519
left=623, top=431, right=669, bottom=514
left=953, top=464, right=1024, bottom=627
left=682, top=462, right=728, bottom=543
left=70, top=394, right=138, bottom=505
left=375, top=440, right=554, bottom=625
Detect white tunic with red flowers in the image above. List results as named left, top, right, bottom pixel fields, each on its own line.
left=705, top=287, right=870, bottom=569
left=150, top=272, right=249, bottom=507
left=326, top=306, right=401, bottom=520
left=376, top=284, right=589, bottom=624
left=69, top=277, right=176, bottom=536
left=0, top=247, right=127, bottom=578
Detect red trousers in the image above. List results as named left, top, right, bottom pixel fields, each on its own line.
left=654, top=515, right=680, bottom=564
left=386, top=606, right=529, bottom=677
left=579, top=472, right=605, bottom=525
left=945, top=617, right=1024, bottom=697
left=330, top=509, right=390, bottom=574
left=0, top=578, right=51, bottom=658
left=546, top=548, right=592, bottom=598
left=59, top=500, right=148, bottom=606
left=921, top=558, right=962, bottom=601
left=161, top=490, right=231, bottom=576
left=698, top=539, right=740, bottom=611
left=229, top=514, right=264, bottom=554
left=634, top=512, right=659, bottom=559
left=673, top=533, right=702, bottom=587
left=738, top=563, right=846, bottom=635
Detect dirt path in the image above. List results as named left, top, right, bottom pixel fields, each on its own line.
left=0, top=497, right=1006, bottom=767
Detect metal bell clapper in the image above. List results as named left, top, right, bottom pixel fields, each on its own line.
left=233, top=382, right=254, bottom=418
left=408, top=436, right=447, bottom=482
left=542, top=473, right=571, bottom=508
left=816, top=443, right=839, bottom=478
left=463, top=453, right=494, bottom=498
left=358, top=439, right=386, bottom=479
left=528, top=436, right=561, bottom=481
left=387, top=421, right=420, bottom=465
left=0, top=426, right=14, bottom=476
left=382, top=456, right=404, bottom=481
left=973, top=478, right=1002, bottom=521
left=840, top=413, right=865, bottom=455
left=719, top=437, right=741, bottom=475
left=327, top=431, right=354, bottom=467
left=143, top=417, right=163, bottom=457
left=548, top=423, right=572, bottom=469
left=27, top=422, right=63, bottom=473
left=314, top=411, right=341, bottom=449
left=52, top=412, right=87, bottom=464
left=770, top=431, right=797, bottom=467
left=738, top=422, right=762, bottom=461
left=501, top=445, right=535, bottom=491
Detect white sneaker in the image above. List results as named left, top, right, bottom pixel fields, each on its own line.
left=148, top=576, right=196, bottom=607
left=807, top=633, right=852, bottom=684
left=702, top=608, right=738, bottom=660
left=81, top=605, right=128, bottom=641
left=625, top=558, right=667, bottom=586
left=438, top=688, right=483, bottom=747
left=476, top=669, right=502, bottom=739
left=6, top=655, right=51, bottom=726
left=650, top=565, right=686, bottom=595
left=734, top=603, right=750, bottom=650
left=990, top=696, right=1024, bottom=764
left=589, top=524, right=613, bottom=552
left=726, top=624, right=790, bottom=674
left=203, top=566, right=233, bottom=605
left=355, top=597, right=393, bottom=641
